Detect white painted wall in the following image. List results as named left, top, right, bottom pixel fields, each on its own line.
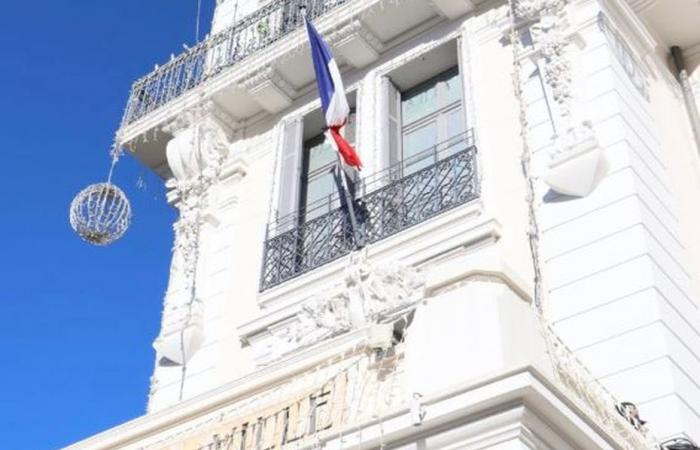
left=143, top=0, right=700, bottom=444
left=526, top=0, right=700, bottom=442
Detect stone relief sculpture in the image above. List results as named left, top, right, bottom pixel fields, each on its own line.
left=263, top=250, right=425, bottom=364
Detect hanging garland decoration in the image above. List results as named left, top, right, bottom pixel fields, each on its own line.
left=69, top=143, right=132, bottom=246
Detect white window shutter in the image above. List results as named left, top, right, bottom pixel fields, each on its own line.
left=382, top=77, right=402, bottom=171
left=276, top=117, right=304, bottom=232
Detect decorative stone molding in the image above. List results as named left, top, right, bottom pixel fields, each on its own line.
left=152, top=102, right=244, bottom=374
left=514, top=0, right=608, bottom=197
left=251, top=251, right=425, bottom=365
left=327, top=20, right=384, bottom=68
left=239, top=67, right=296, bottom=113
left=598, top=13, right=650, bottom=101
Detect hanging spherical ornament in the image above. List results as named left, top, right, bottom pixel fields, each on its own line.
left=69, top=183, right=132, bottom=246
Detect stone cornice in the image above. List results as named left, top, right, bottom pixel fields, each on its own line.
left=625, top=0, right=658, bottom=14
left=63, top=366, right=631, bottom=450
left=601, top=0, right=657, bottom=58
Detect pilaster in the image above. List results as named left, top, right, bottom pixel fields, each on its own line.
left=149, top=101, right=248, bottom=412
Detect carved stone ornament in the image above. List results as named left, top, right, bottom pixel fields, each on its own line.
left=514, top=0, right=608, bottom=196
left=265, top=251, right=425, bottom=363
left=543, top=121, right=609, bottom=197
left=152, top=102, right=237, bottom=367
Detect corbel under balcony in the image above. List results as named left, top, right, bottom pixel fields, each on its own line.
left=239, top=67, right=297, bottom=114
left=327, top=20, right=384, bottom=68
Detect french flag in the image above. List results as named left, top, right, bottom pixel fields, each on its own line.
left=304, top=18, right=362, bottom=169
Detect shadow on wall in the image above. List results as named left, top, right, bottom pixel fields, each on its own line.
left=542, top=190, right=579, bottom=203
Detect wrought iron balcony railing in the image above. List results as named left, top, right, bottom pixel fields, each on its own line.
left=260, top=130, right=479, bottom=291
left=121, top=0, right=349, bottom=127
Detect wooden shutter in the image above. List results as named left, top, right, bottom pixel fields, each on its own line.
left=276, top=117, right=304, bottom=232
left=384, top=77, right=402, bottom=171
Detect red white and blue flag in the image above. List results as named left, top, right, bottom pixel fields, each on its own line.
left=304, top=18, right=362, bottom=169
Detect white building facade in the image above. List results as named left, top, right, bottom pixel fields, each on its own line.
left=67, top=0, right=700, bottom=449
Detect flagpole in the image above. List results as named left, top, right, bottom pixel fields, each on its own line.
left=334, top=152, right=365, bottom=249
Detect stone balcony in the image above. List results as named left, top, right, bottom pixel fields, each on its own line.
left=116, top=0, right=481, bottom=177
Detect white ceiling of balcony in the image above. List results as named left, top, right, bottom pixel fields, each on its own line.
left=627, top=0, right=700, bottom=51
left=363, top=0, right=439, bottom=42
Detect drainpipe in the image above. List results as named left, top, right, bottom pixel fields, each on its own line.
left=671, top=46, right=700, bottom=155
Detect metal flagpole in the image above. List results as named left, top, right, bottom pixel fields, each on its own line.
left=334, top=152, right=365, bottom=249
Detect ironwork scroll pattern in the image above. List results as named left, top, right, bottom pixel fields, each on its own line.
left=262, top=207, right=355, bottom=289
left=260, top=141, right=478, bottom=291
left=122, top=0, right=349, bottom=126
left=362, top=147, right=478, bottom=245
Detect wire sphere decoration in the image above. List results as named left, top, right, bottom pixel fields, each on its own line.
left=69, top=182, right=132, bottom=246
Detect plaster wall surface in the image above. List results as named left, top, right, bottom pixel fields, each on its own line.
left=149, top=1, right=540, bottom=412
left=526, top=0, right=700, bottom=442
left=123, top=0, right=700, bottom=445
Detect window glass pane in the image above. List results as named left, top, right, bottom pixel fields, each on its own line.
left=441, top=107, right=466, bottom=158
left=402, top=83, right=438, bottom=125
left=441, top=70, right=462, bottom=108
left=302, top=134, right=340, bottom=221
left=307, top=137, right=336, bottom=172
left=402, top=121, right=438, bottom=174
left=344, top=112, right=356, bottom=147
left=305, top=171, right=336, bottom=220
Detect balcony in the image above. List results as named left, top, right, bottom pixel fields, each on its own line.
left=260, top=130, right=479, bottom=291
left=122, top=0, right=349, bottom=127
left=117, top=0, right=481, bottom=179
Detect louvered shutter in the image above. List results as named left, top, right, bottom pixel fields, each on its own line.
left=276, top=117, right=304, bottom=232
left=381, top=77, right=402, bottom=175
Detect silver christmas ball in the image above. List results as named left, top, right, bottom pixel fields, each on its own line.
left=70, top=183, right=132, bottom=246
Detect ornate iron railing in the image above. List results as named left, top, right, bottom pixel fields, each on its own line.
left=121, top=0, right=349, bottom=127
left=260, top=131, right=478, bottom=291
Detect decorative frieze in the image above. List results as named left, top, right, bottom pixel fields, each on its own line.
left=251, top=251, right=424, bottom=365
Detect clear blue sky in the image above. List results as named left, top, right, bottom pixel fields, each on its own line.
left=0, top=1, right=216, bottom=448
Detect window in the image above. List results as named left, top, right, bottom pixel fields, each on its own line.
left=273, top=94, right=357, bottom=233
left=383, top=40, right=467, bottom=179
left=262, top=48, right=480, bottom=290
left=299, top=112, right=357, bottom=223
left=400, top=67, right=465, bottom=175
